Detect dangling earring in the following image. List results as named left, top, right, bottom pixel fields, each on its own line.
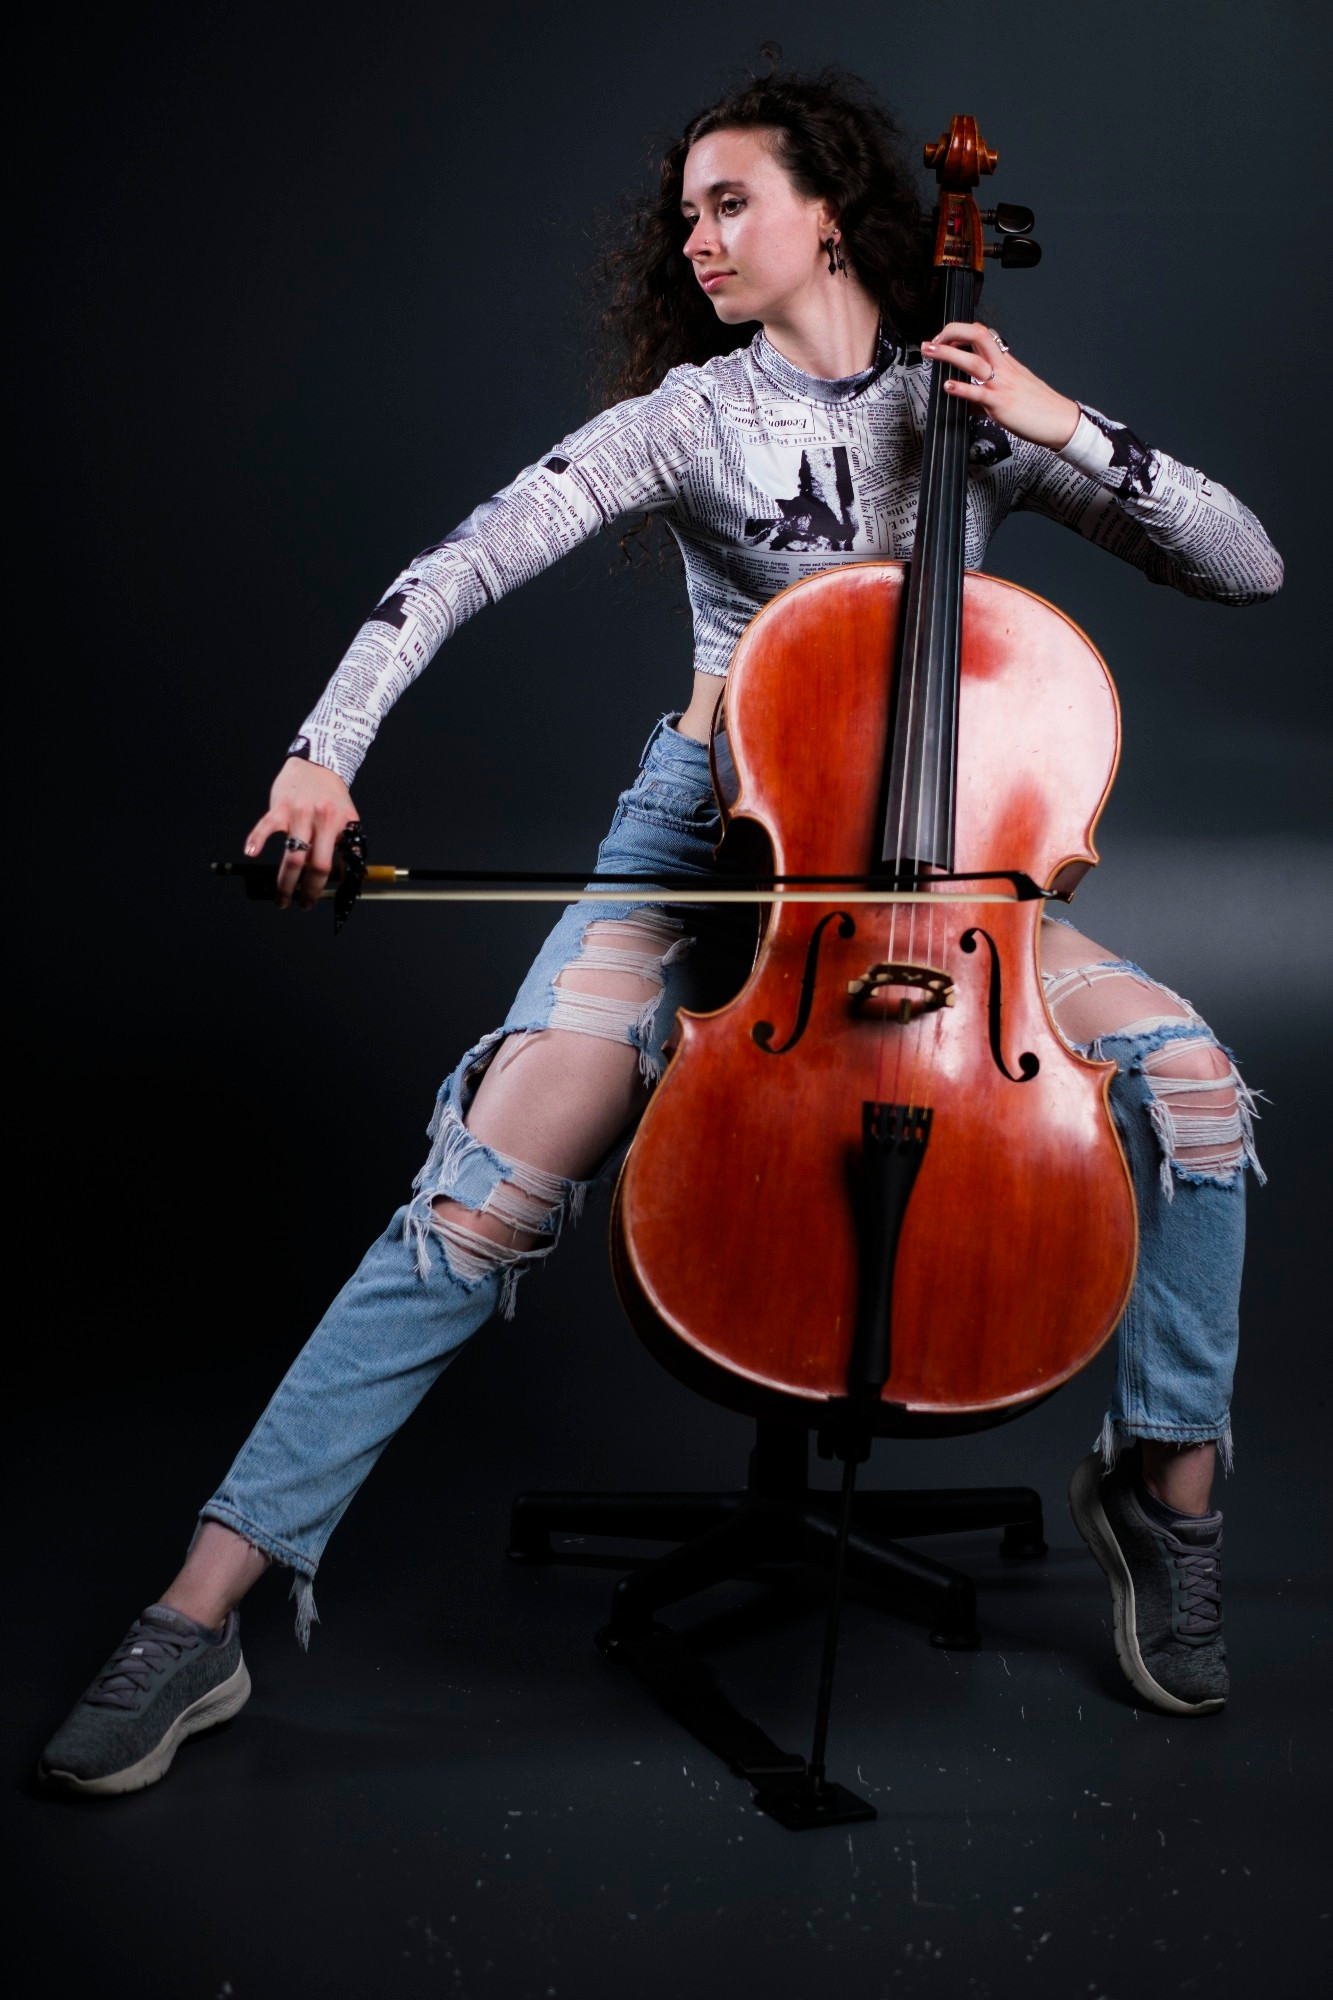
left=825, top=233, right=847, bottom=276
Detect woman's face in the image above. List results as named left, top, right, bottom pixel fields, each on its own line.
left=680, top=127, right=836, bottom=328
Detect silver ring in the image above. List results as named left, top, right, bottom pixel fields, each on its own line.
left=990, top=330, right=1011, bottom=352
left=978, top=366, right=997, bottom=385
left=284, top=837, right=311, bottom=853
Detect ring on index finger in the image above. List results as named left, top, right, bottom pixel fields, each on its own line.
left=285, top=836, right=312, bottom=853
left=989, top=330, right=1011, bottom=353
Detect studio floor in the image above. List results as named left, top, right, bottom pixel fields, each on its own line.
left=8, top=1045, right=1329, bottom=2000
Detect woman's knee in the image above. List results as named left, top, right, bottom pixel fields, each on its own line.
left=1132, top=1034, right=1264, bottom=1188
left=1037, top=928, right=1265, bottom=1195
left=410, top=1091, right=582, bottom=1315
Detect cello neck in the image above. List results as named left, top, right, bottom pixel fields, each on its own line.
left=881, top=260, right=979, bottom=874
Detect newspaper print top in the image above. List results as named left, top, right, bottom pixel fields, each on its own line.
left=291, top=328, right=1284, bottom=785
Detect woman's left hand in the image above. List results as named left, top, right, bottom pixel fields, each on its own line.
left=921, top=322, right=1080, bottom=451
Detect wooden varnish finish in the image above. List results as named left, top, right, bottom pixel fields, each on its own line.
left=613, top=564, right=1138, bottom=1414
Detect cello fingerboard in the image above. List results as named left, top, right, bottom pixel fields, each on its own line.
left=881, top=263, right=979, bottom=874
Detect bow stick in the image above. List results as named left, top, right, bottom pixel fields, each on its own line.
left=214, top=818, right=1055, bottom=930
left=214, top=861, right=1052, bottom=904
left=214, top=848, right=1054, bottom=932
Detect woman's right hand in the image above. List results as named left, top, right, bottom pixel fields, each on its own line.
left=245, top=757, right=359, bottom=910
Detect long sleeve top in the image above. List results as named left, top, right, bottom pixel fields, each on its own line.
left=289, top=326, right=1284, bottom=787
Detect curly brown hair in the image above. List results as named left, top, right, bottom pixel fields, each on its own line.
left=598, top=63, right=933, bottom=406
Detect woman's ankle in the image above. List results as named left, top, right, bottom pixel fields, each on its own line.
left=1139, top=1438, right=1217, bottom=1517
left=160, top=1521, right=272, bottom=1628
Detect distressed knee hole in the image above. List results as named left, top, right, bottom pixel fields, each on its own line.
left=549, top=911, right=692, bottom=1080
left=1139, top=1035, right=1265, bottom=1198
left=1043, top=962, right=1196, bottom=1048
left=407, top=1098, right=586, bottom=1316
left=424, top=1167, right=568, bottom=1319
left=431, top=1172, right=562, bottom=1257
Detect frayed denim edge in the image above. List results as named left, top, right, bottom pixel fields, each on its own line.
left=1095, top=1413, right=1235, bottom=1478
left=196, top=1505, right=320, bottom=1650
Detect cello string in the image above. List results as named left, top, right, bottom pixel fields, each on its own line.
left=922, top=272, right=966, bottom=1108
left=943, top=272, right=979, bottom=1106
left=890, top=272, right=944, bottom=879
left=889, top=327, right=937, bottom=1110
left=923, top=263, right=975, bottom=1113
left=898, top=278, right=952, bottom=1105
left=888, top=300, right=940, bottom=1112
left=909, top=264, right=963, bottom=1114
left=887, top=258, right=971, bottom=1115
left=884, top=330, right=932, bottom=1114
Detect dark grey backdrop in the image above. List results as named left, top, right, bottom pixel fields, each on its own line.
left=13, top=0, right=1326, bottom=1407
left=10, top=11, right=1332, bottom=1998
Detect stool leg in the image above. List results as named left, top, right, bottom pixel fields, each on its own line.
left=606, top=1503, right=792, bottom=1636
left=508, top=1491, right=739, bottom=1563
left=799, top=1503, right=982, bottom=1649
left=851, top=1485, right=1046, bottom=1548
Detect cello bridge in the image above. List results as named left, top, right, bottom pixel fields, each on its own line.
left=848, top=962, right=956, bottom=1024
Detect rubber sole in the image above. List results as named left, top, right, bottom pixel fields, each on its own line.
left=42, top=1654, right=252, bottom=1796
left=1067, top=1456, right=1224, bottom=1718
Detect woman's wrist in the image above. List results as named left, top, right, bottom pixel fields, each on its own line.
left=1046, top=395, right=1081, bottom=453
left=284, top=733, right=359, bottom=791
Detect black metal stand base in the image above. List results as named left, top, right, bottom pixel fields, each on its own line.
left=510, top=1420, right=1046, bottom=1650
left=509, top=1419, right=1047, bottom=1818
left=751, top=1775, right=878, bottom=1831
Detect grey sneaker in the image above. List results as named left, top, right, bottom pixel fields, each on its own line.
left=1069, top=1449, right=1228, bottom=1716
left=40, top=1604, right=250, bottom=1795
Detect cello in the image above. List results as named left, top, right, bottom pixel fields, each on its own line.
left=612, top=114, right=1137, bottom=1427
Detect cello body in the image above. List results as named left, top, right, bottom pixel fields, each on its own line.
left=612, top=562, right=1137, bottom=1416
left=613, top=114, right=1139, bottom=1428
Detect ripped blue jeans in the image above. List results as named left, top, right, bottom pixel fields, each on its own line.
left=1040, top=945, right=1263, bottom=1479
left=200, top=717, right=1263, bottom=1641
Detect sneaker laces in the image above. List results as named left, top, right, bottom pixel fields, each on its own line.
left=85, top=1619, right=201, bottom=1710
left=1171, top=1542, right=1223, bottom=1636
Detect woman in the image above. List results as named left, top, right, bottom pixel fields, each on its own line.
left=40, top=69, right=1281, bottom=1795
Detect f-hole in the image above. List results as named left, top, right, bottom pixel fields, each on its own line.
left=753, top=911, right=856, bottom=1056
left=960, top=926, right=1040, bottom=1083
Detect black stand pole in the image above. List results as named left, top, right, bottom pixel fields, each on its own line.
left=751, top=1099, right=932, bottom=1828
left=752, top=1447, right=876, bottom=1829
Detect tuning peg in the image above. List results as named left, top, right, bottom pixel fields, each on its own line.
left=984, top=236, right=1042, bottom=269
left=981, top=203, right=1035, bottom=235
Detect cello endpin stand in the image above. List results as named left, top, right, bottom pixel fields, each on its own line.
left=752, top=1442, right=876, bottom=1830
left=515, top=1414, right=1044, bottom=1826
left=750, top=1105, right=936, bottom=1829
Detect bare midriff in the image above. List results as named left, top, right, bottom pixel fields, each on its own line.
left=675, top=669, right=727, bottom=744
